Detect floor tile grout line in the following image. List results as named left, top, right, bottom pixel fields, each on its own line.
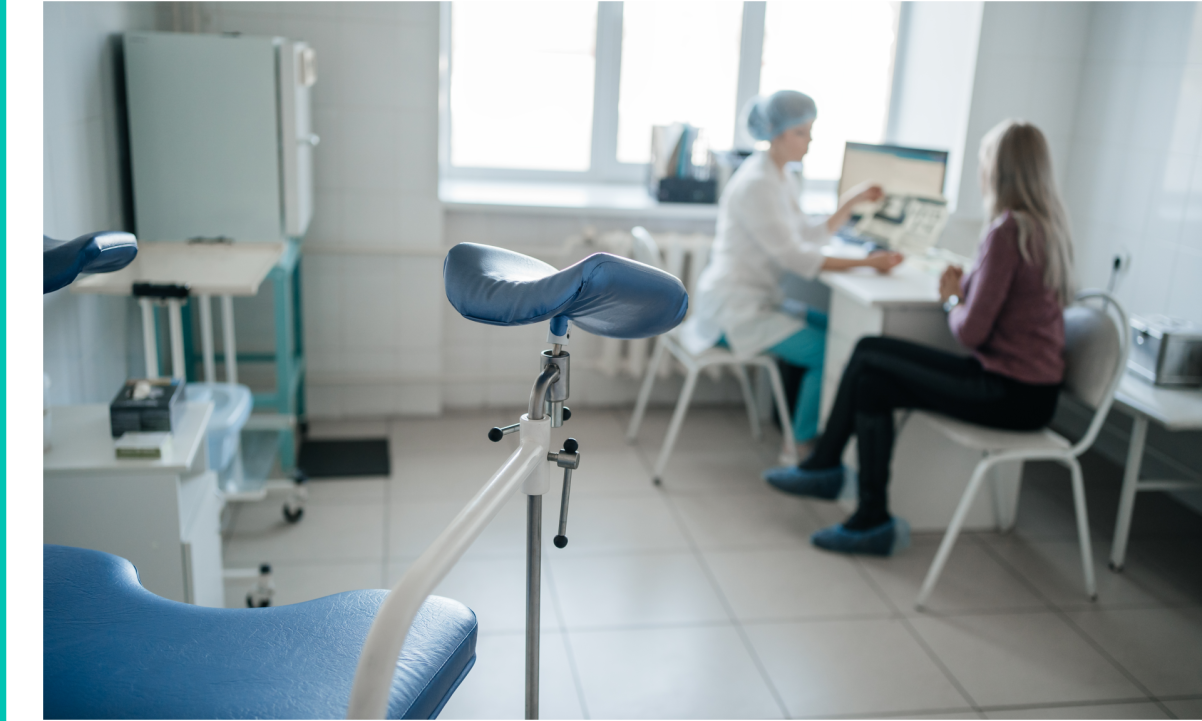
left=659, top=479, right=795, bottom=720
left=979, top=540, right=1164, bottom=704
left=542, top=561, right=591, bottom=720
left=851, top=555, right=983, bottom=715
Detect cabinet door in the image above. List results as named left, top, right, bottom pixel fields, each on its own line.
left=279, top=41, right=316, bottom=238
left=181, top=472, right=226, bottom=608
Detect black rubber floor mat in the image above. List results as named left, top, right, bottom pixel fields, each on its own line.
left=297, top=438, right=391, bottom=478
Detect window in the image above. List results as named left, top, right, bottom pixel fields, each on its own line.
left=760, top=2, right=900, bottom=181
left=449, top=2, right=598, bottom=171
left=442, top=2, right=900, bottom=185
left=615, top=2, right=744, bottom=164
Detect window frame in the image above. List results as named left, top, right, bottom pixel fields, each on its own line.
left=438, top=1, right=900, bottom=190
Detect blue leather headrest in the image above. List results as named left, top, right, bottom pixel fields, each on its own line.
left=443, top=243, right=688, bottom=340
left=44, top=231, right=138, bottom=294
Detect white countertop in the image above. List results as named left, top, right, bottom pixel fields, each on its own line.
left=71, top=241, right=285, bottom=296
left=44, top=402, right=213, bottom=475
left=1114, top=373, right=1202, bottom=430
left=819, top=258, right=946, bottom=307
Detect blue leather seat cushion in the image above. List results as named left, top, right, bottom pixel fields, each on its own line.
left=44, top=545, right=476, bottom=719
left=444, top=243, right=688, bottom=339
left=43, top=231, right=138, bottom=294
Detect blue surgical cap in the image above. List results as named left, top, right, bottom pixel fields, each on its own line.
left=744, top=90, right=818, bottom=142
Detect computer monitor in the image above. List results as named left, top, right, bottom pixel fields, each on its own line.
left=837, top=142, right=949, bottom=201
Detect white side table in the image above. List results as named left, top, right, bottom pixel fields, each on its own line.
left=1109, top=374, right=1202, bottom=570
left=43, top=402, right=225, bottom=606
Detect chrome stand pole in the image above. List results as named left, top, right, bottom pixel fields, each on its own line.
left=525, top=494, right=542, bottom=720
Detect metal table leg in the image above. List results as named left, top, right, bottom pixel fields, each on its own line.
left=1110, top=413, right=1148, bottom=571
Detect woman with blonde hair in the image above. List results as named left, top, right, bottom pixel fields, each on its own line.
left=762, top=119, right=1076, bottom=556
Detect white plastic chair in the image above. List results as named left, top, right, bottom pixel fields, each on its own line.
left=625, top=227, right=799, bottom=485
left=914, top=290, right=1129, bottom=608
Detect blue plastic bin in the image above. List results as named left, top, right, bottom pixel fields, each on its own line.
left=186, top=383, right=253, bottom=473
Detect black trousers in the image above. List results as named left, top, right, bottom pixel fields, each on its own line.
left=806, top=336, right=1061, bottom=527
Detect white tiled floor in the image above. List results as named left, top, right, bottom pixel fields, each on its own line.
left=223, top=407, right=1202, bottom=719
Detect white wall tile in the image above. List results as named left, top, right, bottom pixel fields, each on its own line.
left=1143, top=2, right=1199, bottom=65
left=342, top=191, right=403, bottom=246
left=1087, top=3, right=1150, bottom=64
left=1130, top=62, right=1188, bottom=155
left=312, top=105, right=344, bottom=190
left=1166, top=247, right=1202, bottom=324
left=1027, top=61, right=1083, bottom=139
left=1145, top=153, right=1194, bottom=245
left=395, top=197, right=443, bottom=250
left=1037, top=3, right=1093, bottom=62
left=342, top=109, right=403, bottom=190
left=306, top=189, right=345, bottom=245
left=1115, top=150, right=1161, bottom=234
left=1168, top=66, right=1202, bottom=156
left=1123, top=241, right=1177, bottom=316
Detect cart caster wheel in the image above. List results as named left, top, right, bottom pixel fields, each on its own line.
left=292, top=468, right=309, bottom=484
left=283, top=505, right=304, bottom=523
left=246, top=594, right=271, bottom=608
left=652, top=477, right=662, bottom=486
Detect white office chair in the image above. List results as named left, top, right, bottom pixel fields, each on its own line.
left=626, top=227, right=799, bottom=485
left=914, top=290, right=1129, bottom=608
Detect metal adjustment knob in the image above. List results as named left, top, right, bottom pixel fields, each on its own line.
left=547, top=438, right=581, bottom=548
left=488, top=423, right=520, bottom=442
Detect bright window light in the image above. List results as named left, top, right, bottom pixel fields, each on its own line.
left=759, top=1, right=898, bottom=181
left=450, top=2, right=598, bottom=171
left=616, top=2, right=743, bottom=164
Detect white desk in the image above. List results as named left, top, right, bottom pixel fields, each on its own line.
left=1109, top=375, right=1202, bottom=570
left=43, top=402, right=225, bottom=606
left=818, top=260, right=1022, bottom=531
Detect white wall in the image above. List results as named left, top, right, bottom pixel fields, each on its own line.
left=888, top=2, right=984, bottom=214
left=198, top=2, right=445, bottom=417
left=43, top=2, right=160, bottom=405
left=954, top=2, right=1093, bottom=233
left=1063, top=2, right=1202, bottom=324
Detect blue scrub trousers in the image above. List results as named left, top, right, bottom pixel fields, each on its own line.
left=768, top=309, right=827, bottom=443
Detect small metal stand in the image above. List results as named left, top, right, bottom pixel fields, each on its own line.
left=488, top=325, right=582, bottom=721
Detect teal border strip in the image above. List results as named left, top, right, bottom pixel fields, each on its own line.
left=2, top=0, right=10, bottom=711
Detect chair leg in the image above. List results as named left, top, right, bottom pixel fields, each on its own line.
left=734, top=364, right=762, bottom=441
left=762, top=360, right=798, bottom=465
left=990, top=461, right=1022, bottom=533
left=627, top=337, right=667, bottom=442
left=653, top=367, right=699, bottom=485
left=1067, top=457, right=1098, bottom=601
left=917, top=458, right=992, bottom=609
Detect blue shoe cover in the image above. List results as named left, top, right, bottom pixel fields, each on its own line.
left=811, top=517, right=911, bottom=556
left=762, top=464, right=845, bottom=499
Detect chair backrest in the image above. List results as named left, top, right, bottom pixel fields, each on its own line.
left=631, top=226, right=663, bottom=270
left=1062, top=290, right=1129, bottom=454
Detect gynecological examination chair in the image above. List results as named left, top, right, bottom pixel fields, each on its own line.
left=43, top=233, right=687, bottom=719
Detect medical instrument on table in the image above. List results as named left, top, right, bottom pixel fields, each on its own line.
left=1127, top=314, right=1202, bottom=387
left=44, top=241, right=686, bottom=719
left=836, top=142, right=950, bottom=250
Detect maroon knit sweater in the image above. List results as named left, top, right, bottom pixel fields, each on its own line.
left=948, top=212, right=1065, bottom=385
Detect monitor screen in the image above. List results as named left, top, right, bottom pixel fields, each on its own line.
left=837, top=142, right=949, bottom=201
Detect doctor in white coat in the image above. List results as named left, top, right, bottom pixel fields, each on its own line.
left=683, top=90, right=902, bottom=446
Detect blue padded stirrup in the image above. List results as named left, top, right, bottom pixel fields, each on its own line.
left=443, top=243, right=688, bottom=339
left=43, top=231, right=138, bottom=294
left=43, top=545, right=477, bottom=719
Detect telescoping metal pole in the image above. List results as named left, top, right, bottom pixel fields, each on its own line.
left=525, top=494, right=541, bottom=719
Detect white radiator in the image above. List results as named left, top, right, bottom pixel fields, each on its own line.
left=561, top=229, right=715, bottom=379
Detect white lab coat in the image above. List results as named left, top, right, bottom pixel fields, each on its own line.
left=680, top=152, right=831, bottom=358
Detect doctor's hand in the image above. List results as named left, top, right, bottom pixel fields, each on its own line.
left=842, top=181, right=885, bottom=207
left=866, top=250, right=904, bottom=274
left=939, top=265, right=963, bottom=302
left=827, top=182, right=887, bottom=232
